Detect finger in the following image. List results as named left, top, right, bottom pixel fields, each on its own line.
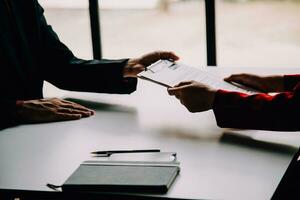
left=224, top=74, right=246, bottom=83
left=57, top=108, right=93, bottom=117
left=135, top=63, right=146, bottom=70
left=174, top=81, right=194, bottom=87
left=224, top=74, right=251, bottom=82
left=168, top=85, right=190, bottom=96
left=179, top=99, right=186, bottom=107
left=224, top=74, right=264, bottom=92
left=62, top=104, right=95, bottom=115
left=157, top=51, right=180, bottom=61
left=167, top=88, right=179, bottom=96
left=133, top=63, right=146, bottom=72
left=175, top=94, right=180, bottom=100
left=61, top=101, right=94, bottom=113
left=224, top=74, right=238, bottom=82
left=60, top=99, right=84, bottom=106
left=55, top=113, right=82, bottom=121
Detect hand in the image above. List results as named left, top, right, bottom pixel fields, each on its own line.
left=168, top=81, right=217, bottom=113
left=224, top=73, right=284, bottom=93
left=123, top=51, right=179, bottom=77
left=17, top=98, right=95, bottom=124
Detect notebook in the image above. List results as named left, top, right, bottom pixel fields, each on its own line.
left=61, top=152, right=180, bottom=194
left=138, top=59, right=258, bottom=94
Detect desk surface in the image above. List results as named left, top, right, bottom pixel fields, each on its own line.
left=1, top=67, right=299, bottom=200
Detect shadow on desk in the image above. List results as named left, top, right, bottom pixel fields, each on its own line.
left=63, top=98, right=142, bottom=135
left=220, top=133, right=298, bottom=155
left=0, top=189, right=187, bottom=200
left=64, top=98, right=137, bottom=114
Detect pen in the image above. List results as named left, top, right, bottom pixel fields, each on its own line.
left=90, top=149, right=161, bottom=155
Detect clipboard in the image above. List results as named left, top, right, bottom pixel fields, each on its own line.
left=138, top=59, right=259, bottom=94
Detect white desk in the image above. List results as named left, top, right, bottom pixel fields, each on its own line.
left=0, top=67, right=299, bottom=199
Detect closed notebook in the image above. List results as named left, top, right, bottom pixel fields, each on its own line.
left=62, top=152, right=180, bottom=194
left=62, top=163, right=179, bottom=193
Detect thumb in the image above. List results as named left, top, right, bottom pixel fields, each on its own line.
left=168, top=84, right=190, bottom=96
left=224, top=76, right=234, bottom=82
left=133, top=63, right=146, bottom=73
left=168, top=87, right=181, bottom=96
left=174, top=81, right=193, bottom=87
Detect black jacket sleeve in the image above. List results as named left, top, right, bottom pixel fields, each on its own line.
left=0, top=99, right=18, bottom=130
left=284, top=75, right=300, bottom=92
left=36, top=2, right=137, bottom=94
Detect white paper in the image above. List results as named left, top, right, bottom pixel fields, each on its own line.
left=138, top=60, right=258, bottom=94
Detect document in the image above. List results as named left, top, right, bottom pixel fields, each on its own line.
left=138, top=60, right=258, bottom=94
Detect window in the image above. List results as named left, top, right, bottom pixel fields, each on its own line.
left=40, top=0, right=300, bottom=68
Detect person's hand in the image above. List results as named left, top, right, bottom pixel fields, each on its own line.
left=17, top=98, right=95, bottom=124
left=123, top=51, right=179, bottom=77
left=168, top=81, right=217, bottom=113
left=224, top=73, right=284, bottom=93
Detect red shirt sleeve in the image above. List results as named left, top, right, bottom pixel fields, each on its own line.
left=213, top=83, right=300, bottom=131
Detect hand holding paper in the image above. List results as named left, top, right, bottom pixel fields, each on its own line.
left=138, top=59, right=260, bottom=113
left=224, top=73, right=284, bottom=93
left=168, top=81, right=216, bottom=112
left=124, top=51, right=179, bottom=77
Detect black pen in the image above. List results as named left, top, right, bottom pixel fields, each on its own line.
left=90, top=149, right=161, bottom=155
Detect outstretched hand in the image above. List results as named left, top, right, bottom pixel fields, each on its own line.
left=17, top=98, right=94, bottom=124
left=224, top=73, right=284, bottom=93
left=168, top=81, right=216, bottom=113
left=123, top=51, right=179, bottom=77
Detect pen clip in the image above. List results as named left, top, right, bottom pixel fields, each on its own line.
left=90, top=149, right=161, bottom=157
left=92, top=152, right=117, bottom=157
left=92, top=153, right=111, bottom=157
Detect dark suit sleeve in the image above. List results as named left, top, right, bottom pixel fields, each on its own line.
left=36, top=2, right=137, bottom=94
left=213, top=83, right=300, bottom=131
left=0, top=100, right=18, bottom=130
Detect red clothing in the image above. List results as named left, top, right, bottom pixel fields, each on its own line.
left=213, top=75, right=300, bottom=131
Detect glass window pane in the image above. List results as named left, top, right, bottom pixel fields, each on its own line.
left=39, top=0, right=92, bottom=60
left=40, top=0, right=206, bottom=66
left=217, top=0, right=300, bottom=68
left=100, top=0, right=206, bottom=67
